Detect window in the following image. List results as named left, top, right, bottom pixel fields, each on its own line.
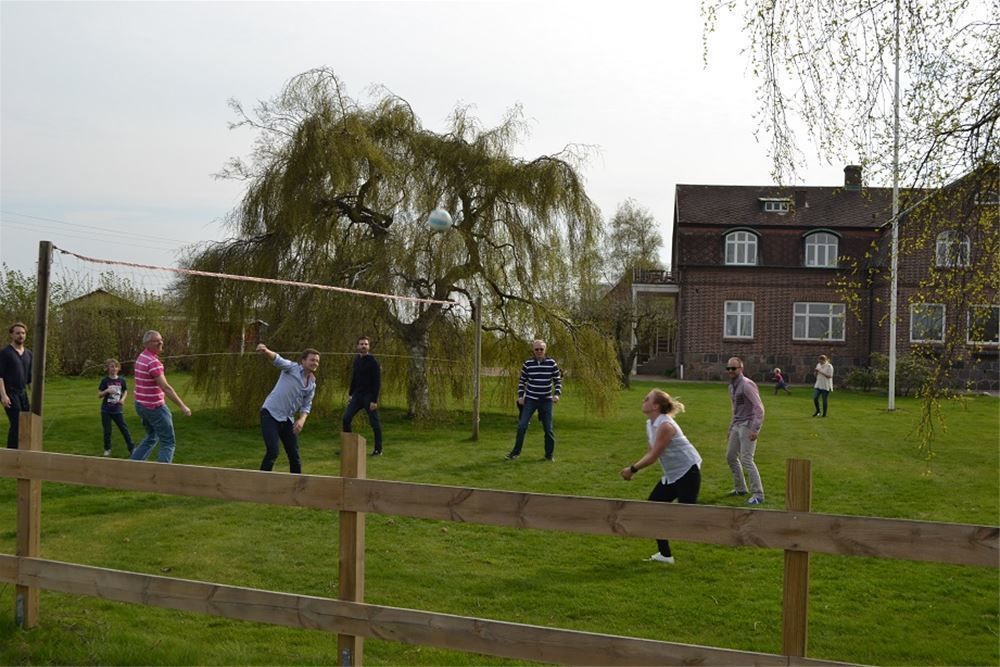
left=793, top=302, right=846, bottom=341
left=762, top=199, right=791, bottom=213
left=724, top=301, right=754, bottom=338
left=967, top=305, right=1000, bottom=344
left=936, top=230, right=970, bottom=267
left=804, top=232, right=839, bottom=268
left=725, top=231, right=758, bottom=265
left=910, top=303, right=946, bottom=343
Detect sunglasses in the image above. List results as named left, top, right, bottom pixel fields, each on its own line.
left=725, top=366, right=739, bottom=371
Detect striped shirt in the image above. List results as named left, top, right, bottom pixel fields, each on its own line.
left=517, top=357, right=562, bottom=401
left=134, top=349, right=165, bottom=409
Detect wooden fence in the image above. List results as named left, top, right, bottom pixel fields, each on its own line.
left=1, top=413, right=997, bottom=666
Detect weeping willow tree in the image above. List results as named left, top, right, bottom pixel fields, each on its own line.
left=180, top=68, right=617, bottom=421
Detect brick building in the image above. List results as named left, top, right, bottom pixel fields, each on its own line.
left=657, top=164, right=998, bottom=387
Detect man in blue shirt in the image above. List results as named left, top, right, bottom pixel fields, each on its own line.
left=506, top=339, right=562, bottom=461
left=257, top=343, right=319, bottom=473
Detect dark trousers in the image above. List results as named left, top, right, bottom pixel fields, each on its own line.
left=648, top=464, right=701, bottom=557
left=4, top=389, right=29, bottom=448
left=102, top=411, right=135, bottom=452
left=342, top=394, right=383, bottom=451
left=510, top=397, right=555, bottom=458
left=812, top=388, right=830, bottom=415
left=260, top=409, right=302, bottom=473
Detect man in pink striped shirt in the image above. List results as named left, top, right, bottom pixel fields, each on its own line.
left=130, top=330, right=191, bottom=463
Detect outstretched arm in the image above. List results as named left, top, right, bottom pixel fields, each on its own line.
left=257, top=343, right=278, bottom=362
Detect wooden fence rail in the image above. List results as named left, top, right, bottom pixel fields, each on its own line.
left=1, top=424, right=997, bottom=666
left=2, top=448, right=996, bottom=567
left=0, top=555, right=843, bottom=667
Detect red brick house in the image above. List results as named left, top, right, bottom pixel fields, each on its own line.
left=661, top=165, right=998, bottom=387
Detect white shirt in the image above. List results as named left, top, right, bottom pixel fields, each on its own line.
left=814, top=362, right=834, bottom=391
left=647, top=414, right=702, bottom=485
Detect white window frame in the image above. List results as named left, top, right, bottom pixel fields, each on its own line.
left=967, top=305, right=1000, bottom=344
left=724, top=300, right=754, bottom=339
left=763, top=200, right=791, bottom=213
left=910, top=303, right=946, bottom=343
left=804, top=231, right=839, bottom=268
left=724, top=230, right=758, bottom=266
left=935, top=230, right=970, bottom=267
left=793, top=302, right=846, bottom=341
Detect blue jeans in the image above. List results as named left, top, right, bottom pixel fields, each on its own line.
left=812, top=388, right=830, bottom=416
left=342, top=394, right=383, bottom=451
left=510, top=397, right=555, bottom=458
left=131, top=403, right=176, bottom=463
left=260, top=409, right=302, bottom=473
left=102, top=411, right=135, bottom=452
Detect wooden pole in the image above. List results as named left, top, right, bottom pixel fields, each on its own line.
left=338, top=432, right=367, bottom=666
left=472, top=295, right=482, bottom=441
left=15, top=241, right=51, bottom=629
left=30, top=241, right=52, bottom=416
left=781, top=458, right=812, bottom=657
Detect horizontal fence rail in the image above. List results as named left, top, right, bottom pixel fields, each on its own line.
left=1, top=450, right=996, bottom=568
left=0, top=555, right=849, bottom=667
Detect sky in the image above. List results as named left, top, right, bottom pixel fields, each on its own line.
left=0, top=0, right=843, bottom=279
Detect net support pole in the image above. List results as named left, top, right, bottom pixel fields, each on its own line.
left=338, top=432, right=367, bottom=666
left=472, top=295, right=482, bottom=441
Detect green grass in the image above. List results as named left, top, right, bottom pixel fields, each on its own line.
left=0, top=376, right=997, bottom=665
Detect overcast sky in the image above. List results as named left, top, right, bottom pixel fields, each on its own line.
left=1, top=1, right=844, bottom=279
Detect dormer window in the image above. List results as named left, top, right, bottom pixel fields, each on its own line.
left=725, top=230, right=758, bottom=265
left=760, top=198, right=791, bottom=214
left=804, top=231, right=840, bottom=268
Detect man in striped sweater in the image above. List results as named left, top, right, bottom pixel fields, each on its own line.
left=506, top=339, right=562, bottom=462
left=130, top=330, right=192, bottom=463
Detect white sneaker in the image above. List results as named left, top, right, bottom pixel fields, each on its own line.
left=649, top=552, right=675, bottom=564
left=102, top=450, right=111, bottom=457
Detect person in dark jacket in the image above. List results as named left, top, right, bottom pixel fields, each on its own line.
left=342, top=335, right=384, bottom=456
left=0, top=322, right=31, bottom=449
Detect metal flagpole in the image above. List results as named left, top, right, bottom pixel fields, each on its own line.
left=887, top=0, right=901, bottom=411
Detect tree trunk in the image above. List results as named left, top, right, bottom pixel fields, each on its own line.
left=405, top=334, right=431, bottom=419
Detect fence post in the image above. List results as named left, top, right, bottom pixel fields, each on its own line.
left=781, top=458, right=812, bottom=657
left=15, top=412, right=43, bottom=628
left=338, top=432, right=367, bottom=666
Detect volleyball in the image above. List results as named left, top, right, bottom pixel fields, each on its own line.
left=427, top=207, right=453, bottom=232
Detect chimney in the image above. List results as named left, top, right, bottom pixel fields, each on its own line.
left=844, top=164, right=863, bottom=191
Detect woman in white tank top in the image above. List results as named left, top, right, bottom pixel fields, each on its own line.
left=620, top=388, right=703, bottom=564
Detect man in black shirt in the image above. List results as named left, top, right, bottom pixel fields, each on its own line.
left=0, top=322, right=32, bottom=448
left=342, top=335, right=384, bottom=456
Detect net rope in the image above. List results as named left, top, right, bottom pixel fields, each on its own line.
left=54, top=245, right=457, bottom=306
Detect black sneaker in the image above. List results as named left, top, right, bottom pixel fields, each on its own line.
left=370, top=449, right=382, bottom=457
left=504, top=453, right=519, bottom=460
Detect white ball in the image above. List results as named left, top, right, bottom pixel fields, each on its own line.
left=427, top=207, right=453, bottom=232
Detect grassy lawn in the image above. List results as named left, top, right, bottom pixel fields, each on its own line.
left=0, top=374, right=997, bottom=665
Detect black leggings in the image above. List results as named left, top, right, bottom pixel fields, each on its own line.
left=648, top=464, right=701, bottom=557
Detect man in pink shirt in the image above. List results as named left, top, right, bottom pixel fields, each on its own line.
left=725, top=356, right=766, bottom=505
left=130, top=330, right=191, bottom=463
